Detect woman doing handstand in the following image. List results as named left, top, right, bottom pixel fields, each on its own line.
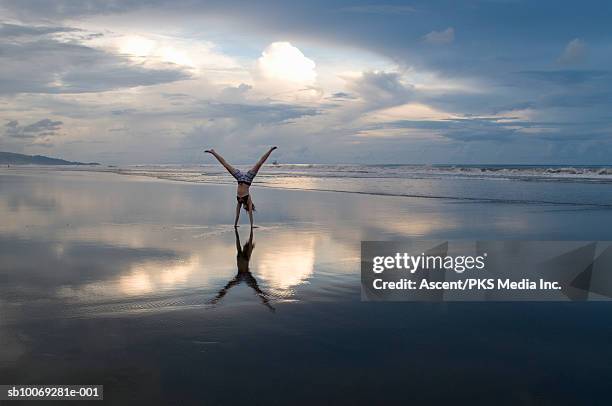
left=205, top=147, right=277, bottom=227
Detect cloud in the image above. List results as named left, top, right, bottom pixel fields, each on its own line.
left=423, top=27, right=455, bottom=45
left=371, top=115, right=612, bottom=146
left=518, top=70, right=610, bottom=85
left=58, top=62, right=189, bottom=93
left=0, top=22, right=79, bottom=36
left=369, top=116, right=520, bottom=142
left=2, top=118, right=63, bottom=148
left=256, top=42, right=316, bottom=84
left=558, top=38, right=587, bottom=65
left=347, top=71, right=414, bottom=107
left=511, top=70, right=612, bottom=109
left=4, top=118, right=63, bottom=138
left=327, top=92, right=357, bottom=101
left=197, top=101, right=320, bottom=124
left=218, top=83, right=252, bottom=102
left=113, top=34, right=239, bottom=73
left=0, top=0, right=168, bottom=19
left=0, top=24, right=191, bottom=94
left=1, top=1, right=612, bottom=164
left=177, top=100, right=322, bottom=163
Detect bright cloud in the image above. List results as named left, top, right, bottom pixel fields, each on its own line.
left=118, top=35, right=156, bottom=57
left=103, top=32, right=244, bottom=84
left=256, top=42, right=317, bottom=84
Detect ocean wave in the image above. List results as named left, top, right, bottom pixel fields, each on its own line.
left=26, top=163, right=601, bottom=207
left=110, top=164, right=612, bottom=184
left=102, top=165, right=612, bottom=208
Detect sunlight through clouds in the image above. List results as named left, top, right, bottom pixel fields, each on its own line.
left=109, top=32, right=241, bottom=76
left=118, top=35, right=156, bottom=57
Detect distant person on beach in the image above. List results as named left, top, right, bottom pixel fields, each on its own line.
left=205, top=146, right=277, bottom=227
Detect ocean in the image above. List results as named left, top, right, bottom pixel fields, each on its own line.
left=111, top=163, right=612, bottom=206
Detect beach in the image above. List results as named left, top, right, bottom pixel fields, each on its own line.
left=2, top=168, right=612, bottom=404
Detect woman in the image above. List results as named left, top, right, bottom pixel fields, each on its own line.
left=205, top=146, right=277, bottom=227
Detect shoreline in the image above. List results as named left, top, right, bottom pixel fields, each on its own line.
left=3, top=165, right=612, bottom=208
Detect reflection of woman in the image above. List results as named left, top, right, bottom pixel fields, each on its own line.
left=205, top=147, right=277, bottom=227
left=209, top=229, right=274, bottom=312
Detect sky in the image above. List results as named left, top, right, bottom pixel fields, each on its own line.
left=1, top=0, right=611, bottom=165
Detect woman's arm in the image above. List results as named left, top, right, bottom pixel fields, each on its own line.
left=205, top=149, right=236, bottom=175
left=249, top=146, right=277, bottom=175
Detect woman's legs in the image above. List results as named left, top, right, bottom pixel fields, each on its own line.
left=205, top=149, right=236, bottom=176
left=249, top=146, right=277, bottom=175
left=234, top=201, right=241, bottom=227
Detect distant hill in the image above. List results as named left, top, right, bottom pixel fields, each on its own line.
left=0, top=151, right=99, bottom=166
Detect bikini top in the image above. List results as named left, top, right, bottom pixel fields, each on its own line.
left=232, top=169, right=256, bottom=185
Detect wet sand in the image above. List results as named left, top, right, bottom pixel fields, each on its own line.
left=1, top=168, right=612, bottom=404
